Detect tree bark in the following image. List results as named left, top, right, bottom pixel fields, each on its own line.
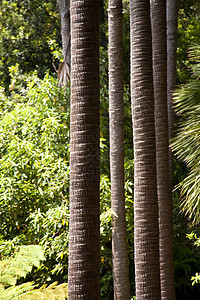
left=167, top=0, right=178, bottom=181
left=167, top=0, right=178, bottom=142
left=130, top=1, right=161, bottom=299
left=68, top=1, right=100, bottom=299
left=57, top=0, right=70, bottom=67
left=57, top=0, right=71, bottom=85
left=108, top=0, right=130, bottom=299
left=151, top=0, right=176, bottom=299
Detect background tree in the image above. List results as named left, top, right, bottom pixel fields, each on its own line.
left=151, top=0, right=176, bottom=298
left=57, top=0, right=71, bottom=86
left=68, top=0, right=100, bottom=299
left=130, top=0, right=160, bottom=298
left=0, top=0, right=61, bottom=93
left=167, top=0, right=178, bottom=142
left=167, top=0, right=178, bottom=186
left=108, top=0, right=130, bottom=299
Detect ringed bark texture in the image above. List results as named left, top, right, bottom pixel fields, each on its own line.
left=58, top=0, right=71, bottom=68
left=151, top=0, right=176, bottom=299
left=167, top=0, right=178, bottom=143
left=130, top=1, right=160, bottom=299
left=108, top=0, right=130, bottom=299
left=68, top=1, right=100, bottom=299
left=167, top=0, right=178, bottom=182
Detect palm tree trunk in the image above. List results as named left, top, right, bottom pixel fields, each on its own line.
left=167, top=0, right=178, bottom=181
left=108, top=0, right=130, bottom=299
left=167, top=0, right=178, bottom=142
left=130, top=1, right=160, bottom=298
left=151, top=0, right=176, bottom=299
left=57, top=0, right=71, bottom=85
left=68, top=1, right=100, bottom=299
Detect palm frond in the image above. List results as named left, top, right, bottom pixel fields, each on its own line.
left=172, top=46, right=200, bottom=224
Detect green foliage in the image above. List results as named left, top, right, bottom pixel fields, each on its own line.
left=0, top=71, right=70, bottom=238
left=26, top=202, right=69, bottom=281
left=0, top=281, right=68, bottom=300
left=172, top=46, right=200, bottom=224
left=186, top=233, right=200, bottom=286
left=99, top=174, right=134, bottom=298
left=1, top=282, right=34, bottom=300
left=191, top=272, right=200, bottom=286
left=20, top=282, right=68, bottom=300
left=172, top=205, right=200, bottom=299
left=0, top=244, right=44, bottom=288
left=0, top=242, right=68, bottom=299
left=99, top=73, right=109, bottom=175
left=0, top=68, right=71, bottom=287
left=0, top=243, right=44, bottom=287
left=172, top=45, right=200, bottom=294
left=0, top=0, right=61, bottom=93
left=174, top=244, right=200, bottom=289
left=177, top=4, right=200, bottom=84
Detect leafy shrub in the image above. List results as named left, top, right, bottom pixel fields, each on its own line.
left=0, top=72, right=70, bottom=238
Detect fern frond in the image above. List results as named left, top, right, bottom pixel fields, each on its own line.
left=0, top=282, right=34, bottom=300
left=0, top=278, right=68, bottom=299
left=0, top=245, right=44, bottom=288
left=0, top=274, right=17, bottom=287
left=4, top=267, right=27, bottom=278
left=0, top=283, right=5, bottom=292
left=0, top=246, right=68, bottom=299
left=19, top=282, right=68, bottom=300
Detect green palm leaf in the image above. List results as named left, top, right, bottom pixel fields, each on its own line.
left=172, top=45, right=200, bottom=224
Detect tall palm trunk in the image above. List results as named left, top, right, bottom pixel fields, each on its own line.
left=68, top=1, right=100, bottom=299
left=151, top=0, right=175, bottom=299
left=130, top=1, right=160, bottom=298
left=58, top=0, right=70, bottom=68
left=167, top=0, right=178, bottom=142
left=167, top=0, right=178, bottom=180
left=57, top=0, right=71, bottom=85
left=108, top=0, right=130, bottom=299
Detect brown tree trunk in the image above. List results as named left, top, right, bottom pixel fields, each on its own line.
left=57, top=0, right=71, bottom=85
left=108, top=0, right=130, bottom=299
left=167, top=0, right=178, bottom=181
left=68, top=1, right=100, bottom=299
left=151, top=0, right=176, bottom=299
left=130, top=0, right=161, bottom=299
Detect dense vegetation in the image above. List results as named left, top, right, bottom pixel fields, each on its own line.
left=0, top=0, right=200, bottom=299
